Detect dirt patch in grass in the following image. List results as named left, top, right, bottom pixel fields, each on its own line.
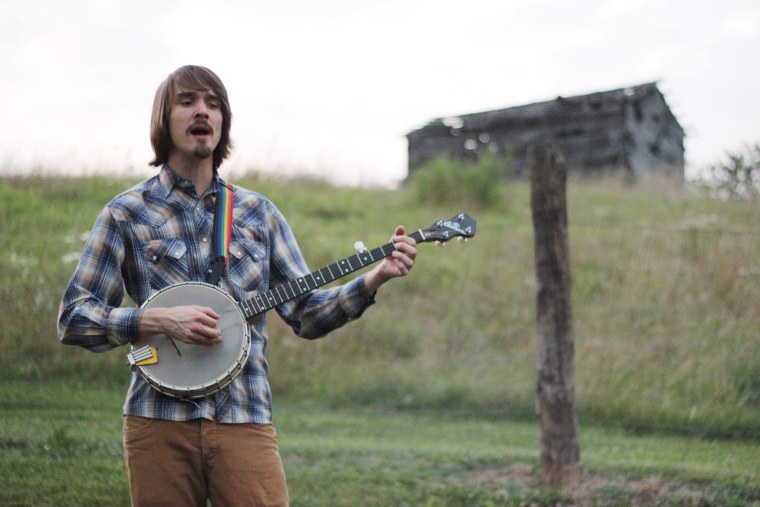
left=451, top=462, right=757, bottom=506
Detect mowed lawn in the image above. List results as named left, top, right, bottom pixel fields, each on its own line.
left=1, top=381, right=758, bottom=506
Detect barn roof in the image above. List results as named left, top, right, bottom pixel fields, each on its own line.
left=407, top=82, right=683, bottom=137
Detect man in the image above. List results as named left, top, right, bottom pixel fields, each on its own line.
left=58, top=65, right=417, bottom=506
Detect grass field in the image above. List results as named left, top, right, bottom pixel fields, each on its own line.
left=1, top=381, right=758, bottom=506
left=1, top=171, right=759, bottom=504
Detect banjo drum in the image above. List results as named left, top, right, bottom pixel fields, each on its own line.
left=129, top=282, right=251, bottom=400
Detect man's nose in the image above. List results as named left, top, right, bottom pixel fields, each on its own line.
left=194, top=103, right=210, bottom=119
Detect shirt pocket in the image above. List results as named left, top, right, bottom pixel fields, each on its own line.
left=228, top=239, right=267, bottom=293
left=143, top=238, right=190, bottom=288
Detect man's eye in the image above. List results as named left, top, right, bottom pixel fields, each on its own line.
left=209, top=102, right=220, bottom=109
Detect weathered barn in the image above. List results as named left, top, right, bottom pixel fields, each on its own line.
left=406, top=82, right=685, bottom=181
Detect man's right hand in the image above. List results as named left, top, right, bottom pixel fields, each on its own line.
left=139, top=306, right=223, bottom=346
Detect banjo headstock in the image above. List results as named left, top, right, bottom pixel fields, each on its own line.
left=416, top=212, right=477, bottom=245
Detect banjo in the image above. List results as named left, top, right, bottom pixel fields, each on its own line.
left=128, top=212, right=477, bottom=399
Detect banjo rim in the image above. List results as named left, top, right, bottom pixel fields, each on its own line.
left=130, top=282, right=251, bottom=400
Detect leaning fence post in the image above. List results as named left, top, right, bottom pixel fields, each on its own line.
left=529, top=143, right=581, bottom=488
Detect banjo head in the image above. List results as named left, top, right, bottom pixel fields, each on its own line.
left=131, top=282, right=251, bottom=399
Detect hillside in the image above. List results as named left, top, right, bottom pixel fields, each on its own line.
left=1, top=173, right=759, bottom=439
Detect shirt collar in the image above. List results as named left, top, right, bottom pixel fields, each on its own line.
left=158, top=164, right=222, bottom=198
left=158, top=165, right=183, bottom=197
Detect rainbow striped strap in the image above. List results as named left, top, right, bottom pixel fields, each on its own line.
left=209, top=180, right=235, bottom=285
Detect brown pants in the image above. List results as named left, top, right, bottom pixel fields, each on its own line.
left=123, top=416, right=289, bottom=507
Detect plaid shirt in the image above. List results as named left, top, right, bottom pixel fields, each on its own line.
left=58, top=165, right=375, bottom=423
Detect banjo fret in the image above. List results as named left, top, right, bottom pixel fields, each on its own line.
left=256, top=293, right=269, bottom=311
left=288, top=282, right=299, bottom=297
left=240, top=300, right=253, bottom=319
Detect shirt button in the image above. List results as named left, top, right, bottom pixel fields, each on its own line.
left=152, top=255, right=157, bottom=261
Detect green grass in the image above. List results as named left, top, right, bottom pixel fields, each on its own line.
left=0, top=382, right=129, bottom=505
left=1, top=171, right=760, bottom=503
left=1, top=380, right=758, bottom=506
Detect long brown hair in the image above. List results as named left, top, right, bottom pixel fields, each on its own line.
left=149, top=65, right=233, bottom=170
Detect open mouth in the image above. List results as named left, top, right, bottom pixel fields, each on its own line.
left=188, top=123, right=212, bottom=137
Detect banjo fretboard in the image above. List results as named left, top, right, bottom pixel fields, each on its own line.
left=237, top=231, right=426, bottom=322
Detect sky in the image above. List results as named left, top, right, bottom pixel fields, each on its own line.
left=1, top=0, right=758, bottom=187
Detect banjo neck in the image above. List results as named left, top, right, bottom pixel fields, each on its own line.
left=236, top=212, right=477, bottom=323
left=237, top=234, right=422, bottom=323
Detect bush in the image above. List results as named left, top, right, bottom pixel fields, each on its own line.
left=703, top=143, right=760, bottom=200
left=408, top=153, right=508, bottom=209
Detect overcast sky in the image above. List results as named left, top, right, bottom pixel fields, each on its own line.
left=1, top=0, right=758, bottom=186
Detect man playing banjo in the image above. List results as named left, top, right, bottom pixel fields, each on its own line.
left=58, top=65, right=417, bottom=506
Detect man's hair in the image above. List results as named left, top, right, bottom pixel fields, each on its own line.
left=149, top=65, right=233, bottom=170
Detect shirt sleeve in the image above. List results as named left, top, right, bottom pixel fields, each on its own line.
left=57, top=206, right=141, bottom=352
left=266, top=204, right=376, bottom=340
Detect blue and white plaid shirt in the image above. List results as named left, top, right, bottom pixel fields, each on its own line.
left=58, top=165, right=375, bottom=423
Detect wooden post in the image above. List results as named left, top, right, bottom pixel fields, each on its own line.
left=529, top=144, right=580, bottom=488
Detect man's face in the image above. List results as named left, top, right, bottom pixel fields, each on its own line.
left=168, top=86, right=223, bottom=164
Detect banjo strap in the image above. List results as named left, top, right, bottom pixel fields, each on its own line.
left=209, top=180, right=235, bottom=286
